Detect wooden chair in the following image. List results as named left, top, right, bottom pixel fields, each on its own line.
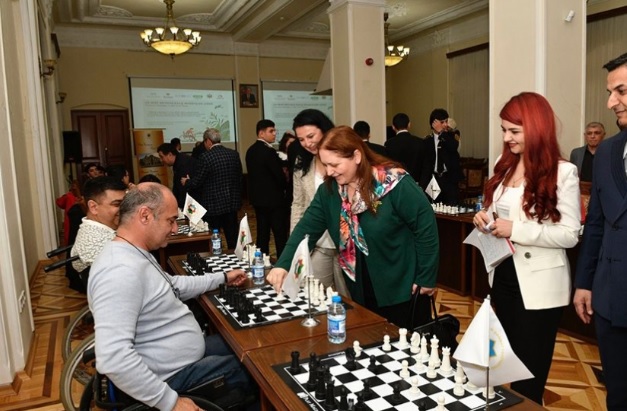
left=459, top=158, right=488, bottom=201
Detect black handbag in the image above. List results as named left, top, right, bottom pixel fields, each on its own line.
left=409, top=293, right=460, bottom=351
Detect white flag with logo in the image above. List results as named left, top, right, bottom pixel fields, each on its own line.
left=183, top=194, right=207, bottom=225
left=234, top=214, right=253, bottom=260
left=453, top=297, right=533, bottom=387
left=282, top=236, right=312, bottom=300
left=426, top=175, right=441, bottom=200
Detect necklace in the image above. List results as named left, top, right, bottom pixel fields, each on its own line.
left=115, top=235, right=180, bottom=299
left=507, top=174, right=525, bottom=187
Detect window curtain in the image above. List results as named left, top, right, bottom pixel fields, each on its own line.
left=449, top=48, right=489, bottom=159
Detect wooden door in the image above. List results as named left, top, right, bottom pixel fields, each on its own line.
left=71, top=110, right=133, bottom=182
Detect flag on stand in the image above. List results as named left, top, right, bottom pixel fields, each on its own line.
left=183, top=194, right=207, bottom=225
left=453, top=297, right=533, bottom=387
left=234, top=214, right=253, bottom=260
left=282, top=236, right=312, bottom=300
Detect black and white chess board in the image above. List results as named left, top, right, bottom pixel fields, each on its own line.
left=273, top=337, right=523, bottom=411
left=210, top=284, right=345, bottom=330
left=182, top=253, right=250, bottom=276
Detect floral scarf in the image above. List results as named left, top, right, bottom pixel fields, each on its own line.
left=338, top=166, right=407, bottom=281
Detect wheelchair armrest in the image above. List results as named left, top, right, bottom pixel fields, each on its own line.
left=44, top=255, right=80, bottom=273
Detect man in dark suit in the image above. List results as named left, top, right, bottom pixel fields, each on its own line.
left=574, top=52, right=627, bottom=411
left=245, top=119, right=288, bottom=257
left=569, top=122, right=606, bottom=182
left=182, top=128, right=242, bottom=249
left=353, top=120, right=387, bottom=156
left=157, top=142, right=194, bottom=209
left=424, top=108, right=463, bottom=205
left=384, top=113, right=432, bottom=190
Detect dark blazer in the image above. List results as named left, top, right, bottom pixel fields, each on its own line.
left=569, top=145, right=587, bottom=175
left=424, top=131, right=464, bottom=182
left=575, top=130, right=627, bottom=327
left=365, top=141, right=387, bottom=157
left=186, top=145, right=242, bottom=216
left=245, top=140, right=287, bottom=207
left=384, top=131, right=432, bottom=190
left=172, top=152, right=194, bottom=209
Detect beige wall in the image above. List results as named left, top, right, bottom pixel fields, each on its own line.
left=56, top=48, right=323, bottom=174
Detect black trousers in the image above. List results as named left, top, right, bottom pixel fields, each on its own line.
left=491, top=257, right=563, bottom=405
left=595, top=312, right=627, bottom=410
left=204, top=211, right=239, bottom=250
left=253, top=205, right=288, bottom=258
left=434, top=173, right=460, bottom=205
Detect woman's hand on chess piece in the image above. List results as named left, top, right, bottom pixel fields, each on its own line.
left=267, top=267, right=288, bottom=293
left=226, top=269, right=247, bottom=287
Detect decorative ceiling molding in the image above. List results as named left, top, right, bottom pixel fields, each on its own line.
left=95, top=6, right=133, bottom=18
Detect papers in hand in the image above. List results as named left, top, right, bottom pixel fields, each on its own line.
left=453, top=297, right=533, bottom=387
left=426, top=175, right=441, bottom=200
left=463, top=228, right=515, bottom=272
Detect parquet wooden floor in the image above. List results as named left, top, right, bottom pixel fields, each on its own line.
left=0, top=207, right=607, bottom=410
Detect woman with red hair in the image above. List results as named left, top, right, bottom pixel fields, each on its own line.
left=473, top=92, right=581, bottom=404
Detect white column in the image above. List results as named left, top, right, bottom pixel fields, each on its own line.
left=489, top=0, right=586, bottom=168
left=328, top=0, right=387, bottom=142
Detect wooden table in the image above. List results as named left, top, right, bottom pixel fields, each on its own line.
left=199, top=289, right=388, bottom=361
left=243, top=322, right=547, bottom=411
left=435, top=212, right=474, bottom=295
left=158, top=230, right=212, bottom=271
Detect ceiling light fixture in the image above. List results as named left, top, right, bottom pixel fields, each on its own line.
left=384, top=13, right=409, bottom=67
left=140, top=0, right=201, bottom=57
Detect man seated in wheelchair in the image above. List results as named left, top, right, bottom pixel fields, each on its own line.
left=88, top=183, right=256, bottom=410
left=70, top=176, right=127, bottom=280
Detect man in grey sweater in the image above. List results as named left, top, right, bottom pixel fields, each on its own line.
left=88, top=182, right=252, bottom=410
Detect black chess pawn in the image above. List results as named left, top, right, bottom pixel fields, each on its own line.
left=315, top=373, right=326, bottom=400
left=418, top=400, right=427, bottom=411
left=354, top=392, right=367, bottom=411
left=367, top=355, right=377, bottom=371
left=389, top=382, right=403, bottom=405
left=254, top=307, right=264, bottom=322
left=323, top=380, right=335, bottom=410
left=290, top=351, right=300, bottom=374
left=362, top=379, right=373, bottom=400
left=306, top=364, right=317, bottom=391
left=338, top=387, right=349, bottom=411
left=344, top=347, right=357, bottom=371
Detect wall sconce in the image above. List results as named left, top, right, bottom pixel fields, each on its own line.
left=56, top=92, right=67, bottom=104
left=564, top=10, right=575, bottom=22
left=40, top=59, right=56, bottom=77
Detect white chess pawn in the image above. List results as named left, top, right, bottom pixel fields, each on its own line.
left=399, top=360, right=410, bottom=378
left=312, top=278, right=320, bottom=299
left=436, top=394, right=447, bottom=411
left=453, top=373, right=465, bottom=396
left=398, top=328, right=409, bottom=349
left=353, top=341, right=362, bottom=358
left=413, top=355, right=426, bottom=372
left=319, top=283, right=325, bottom=304
left=426, top=362, right=437, bottom=378
left=440, top=347, right=453, bottom=375
left=429, top=336, right=441, bottom=368
left=382, top=335, right=392, bottom=351
left=409, top=376, right=421, bottom=395
left=455, top=364, right=466, bottom=384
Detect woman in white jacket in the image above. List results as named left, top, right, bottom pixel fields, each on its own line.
left=473, top=92, right=580, bottom=404
left=290, top=109, right=350, bottom=297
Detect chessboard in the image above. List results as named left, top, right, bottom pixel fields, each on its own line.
left=182, top=252, right=250, bottom=276
left=273, top=334, right=523, bottom=411
left=209, top=284, right=350, bottom=330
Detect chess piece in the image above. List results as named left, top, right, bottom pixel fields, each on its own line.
left=410, top=335, right=420, bottom=354
left=354, top=392, right=367, bottom=411
left=326, top=286, right=334, bottom=305
left=389, top=382, right=404, bottom=405
left=420, top=336, right=430, bottom=362
left=362, top=379, right=373, bottom=400
left=440, top=347, right=453, bottom=376
left=483, top=386, right=495, bottom=399
left=382, top=335, right=392, bottom=351
left=413, top=355, right=426, bottom=372
left=455, top=364, right=466, bottom=384
left=399, top=359, right=410, bottom=378
left=436, top=394, right=447, bottom=411
left=315, top=375, right=326, bottom=400
left=429, top=336, right=441, bottom=367
left=344, top=348, right=357, bottom=371
left=398, top=328, right=409, bottom=348
left=368, top=355, right=377, bottom=371
left=353, top=340, right=362, bottom=358
left=453, top=372, right=465, bottom=396
left=426, top=361, right=437, bottom=378
left=338, top=386, right=349, bottom=411
left=324, top=380, right=335, bottom=410
left=290, top=351, right=300, bottom=373
left=409, top=376, right=421, bottom=395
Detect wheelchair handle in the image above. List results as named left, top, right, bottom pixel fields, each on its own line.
left=44, top=255, right=80, bottom=273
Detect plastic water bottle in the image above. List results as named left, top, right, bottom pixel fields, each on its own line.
left=211, top=229, right=222, bottom=255
left=475, top=195, right=483, bottom=212
left=327, top=295, right=346, bottom=344
left=252, top=251, right=265, bottom=285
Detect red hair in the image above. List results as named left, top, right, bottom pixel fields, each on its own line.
left=483, top=92, right=562, bottom=223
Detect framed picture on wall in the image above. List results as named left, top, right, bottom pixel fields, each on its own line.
left=239, top=84, right=259, bottom=108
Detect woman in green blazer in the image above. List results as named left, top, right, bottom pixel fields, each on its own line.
left=267, top=126, right=439, bottom=327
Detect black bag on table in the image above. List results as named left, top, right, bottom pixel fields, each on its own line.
left=409, top=292, right=460, bottom=351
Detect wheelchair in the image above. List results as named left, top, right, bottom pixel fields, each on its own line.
left=60, top=334, right=255, bottom=411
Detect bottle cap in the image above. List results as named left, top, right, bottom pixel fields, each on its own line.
left=254, top=250, right=262, bottom=257
left=213, top=229, right=219, bottom=234
left=332, top=295, right=341, bottom=303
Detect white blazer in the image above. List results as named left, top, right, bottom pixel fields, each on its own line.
left=486, top=161, right=581, bottom=310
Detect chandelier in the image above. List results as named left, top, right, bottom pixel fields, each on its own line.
left=140, top=0, right=201, bottom=57
left=384, top=13, right=409, bottom=67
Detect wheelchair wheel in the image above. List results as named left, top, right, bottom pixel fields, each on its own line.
left=62, top=305, right=94, bottom=361
left=60, top=333, right=96, bottom=411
